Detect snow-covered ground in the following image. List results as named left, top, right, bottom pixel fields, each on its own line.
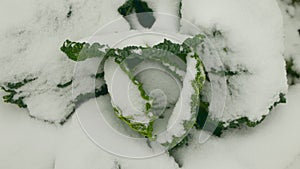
left=1, top=84, right=300, bottom=169
left=0, top=0, right=300, bottom=168
left=0, top=91, right=59, bottom=169
left=0, top=91, right=180, bottom=169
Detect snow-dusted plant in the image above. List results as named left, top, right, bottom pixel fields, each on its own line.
left=60, top=35, right=207, bottom=148
left=0, top=0, right=289, bottom=150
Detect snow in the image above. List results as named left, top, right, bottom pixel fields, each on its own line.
left=180, top=0, right=288, bottom=123
left=0, top=91, right=59, bottom=169
left=55, top=96, right=180, bottom=169
left=157, top=56, right=201, bottom=145
left=286, top=155, right=300, bottom=169
left=278, top=0, right=300, bottom=80
left=144, top=0, right=181, bottom=32
left=131, top=59, right=183, bottom=136
left=72, top=57, right=106, bottom=100
left=104, top=58, right=152, bottom=124
left=0, top=0, right=130, bottom=123
left=173, top=84, right=300, bottom=169
left=134, top=60, right=182, bottom=106
left=0, top=0, right=36, bottom=34
left=0, top=0, right=299, bottom=168
left=279, top=0, right=300, bottom=60
left=120, top=0, right=181, bottom=31
left=1, top=83, right=300, bottom=169
left=0, top=90, right=180, bottom=169
left=0, top=0, right=291, bottom=125
left=94, top=30, right=205, bottom=147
